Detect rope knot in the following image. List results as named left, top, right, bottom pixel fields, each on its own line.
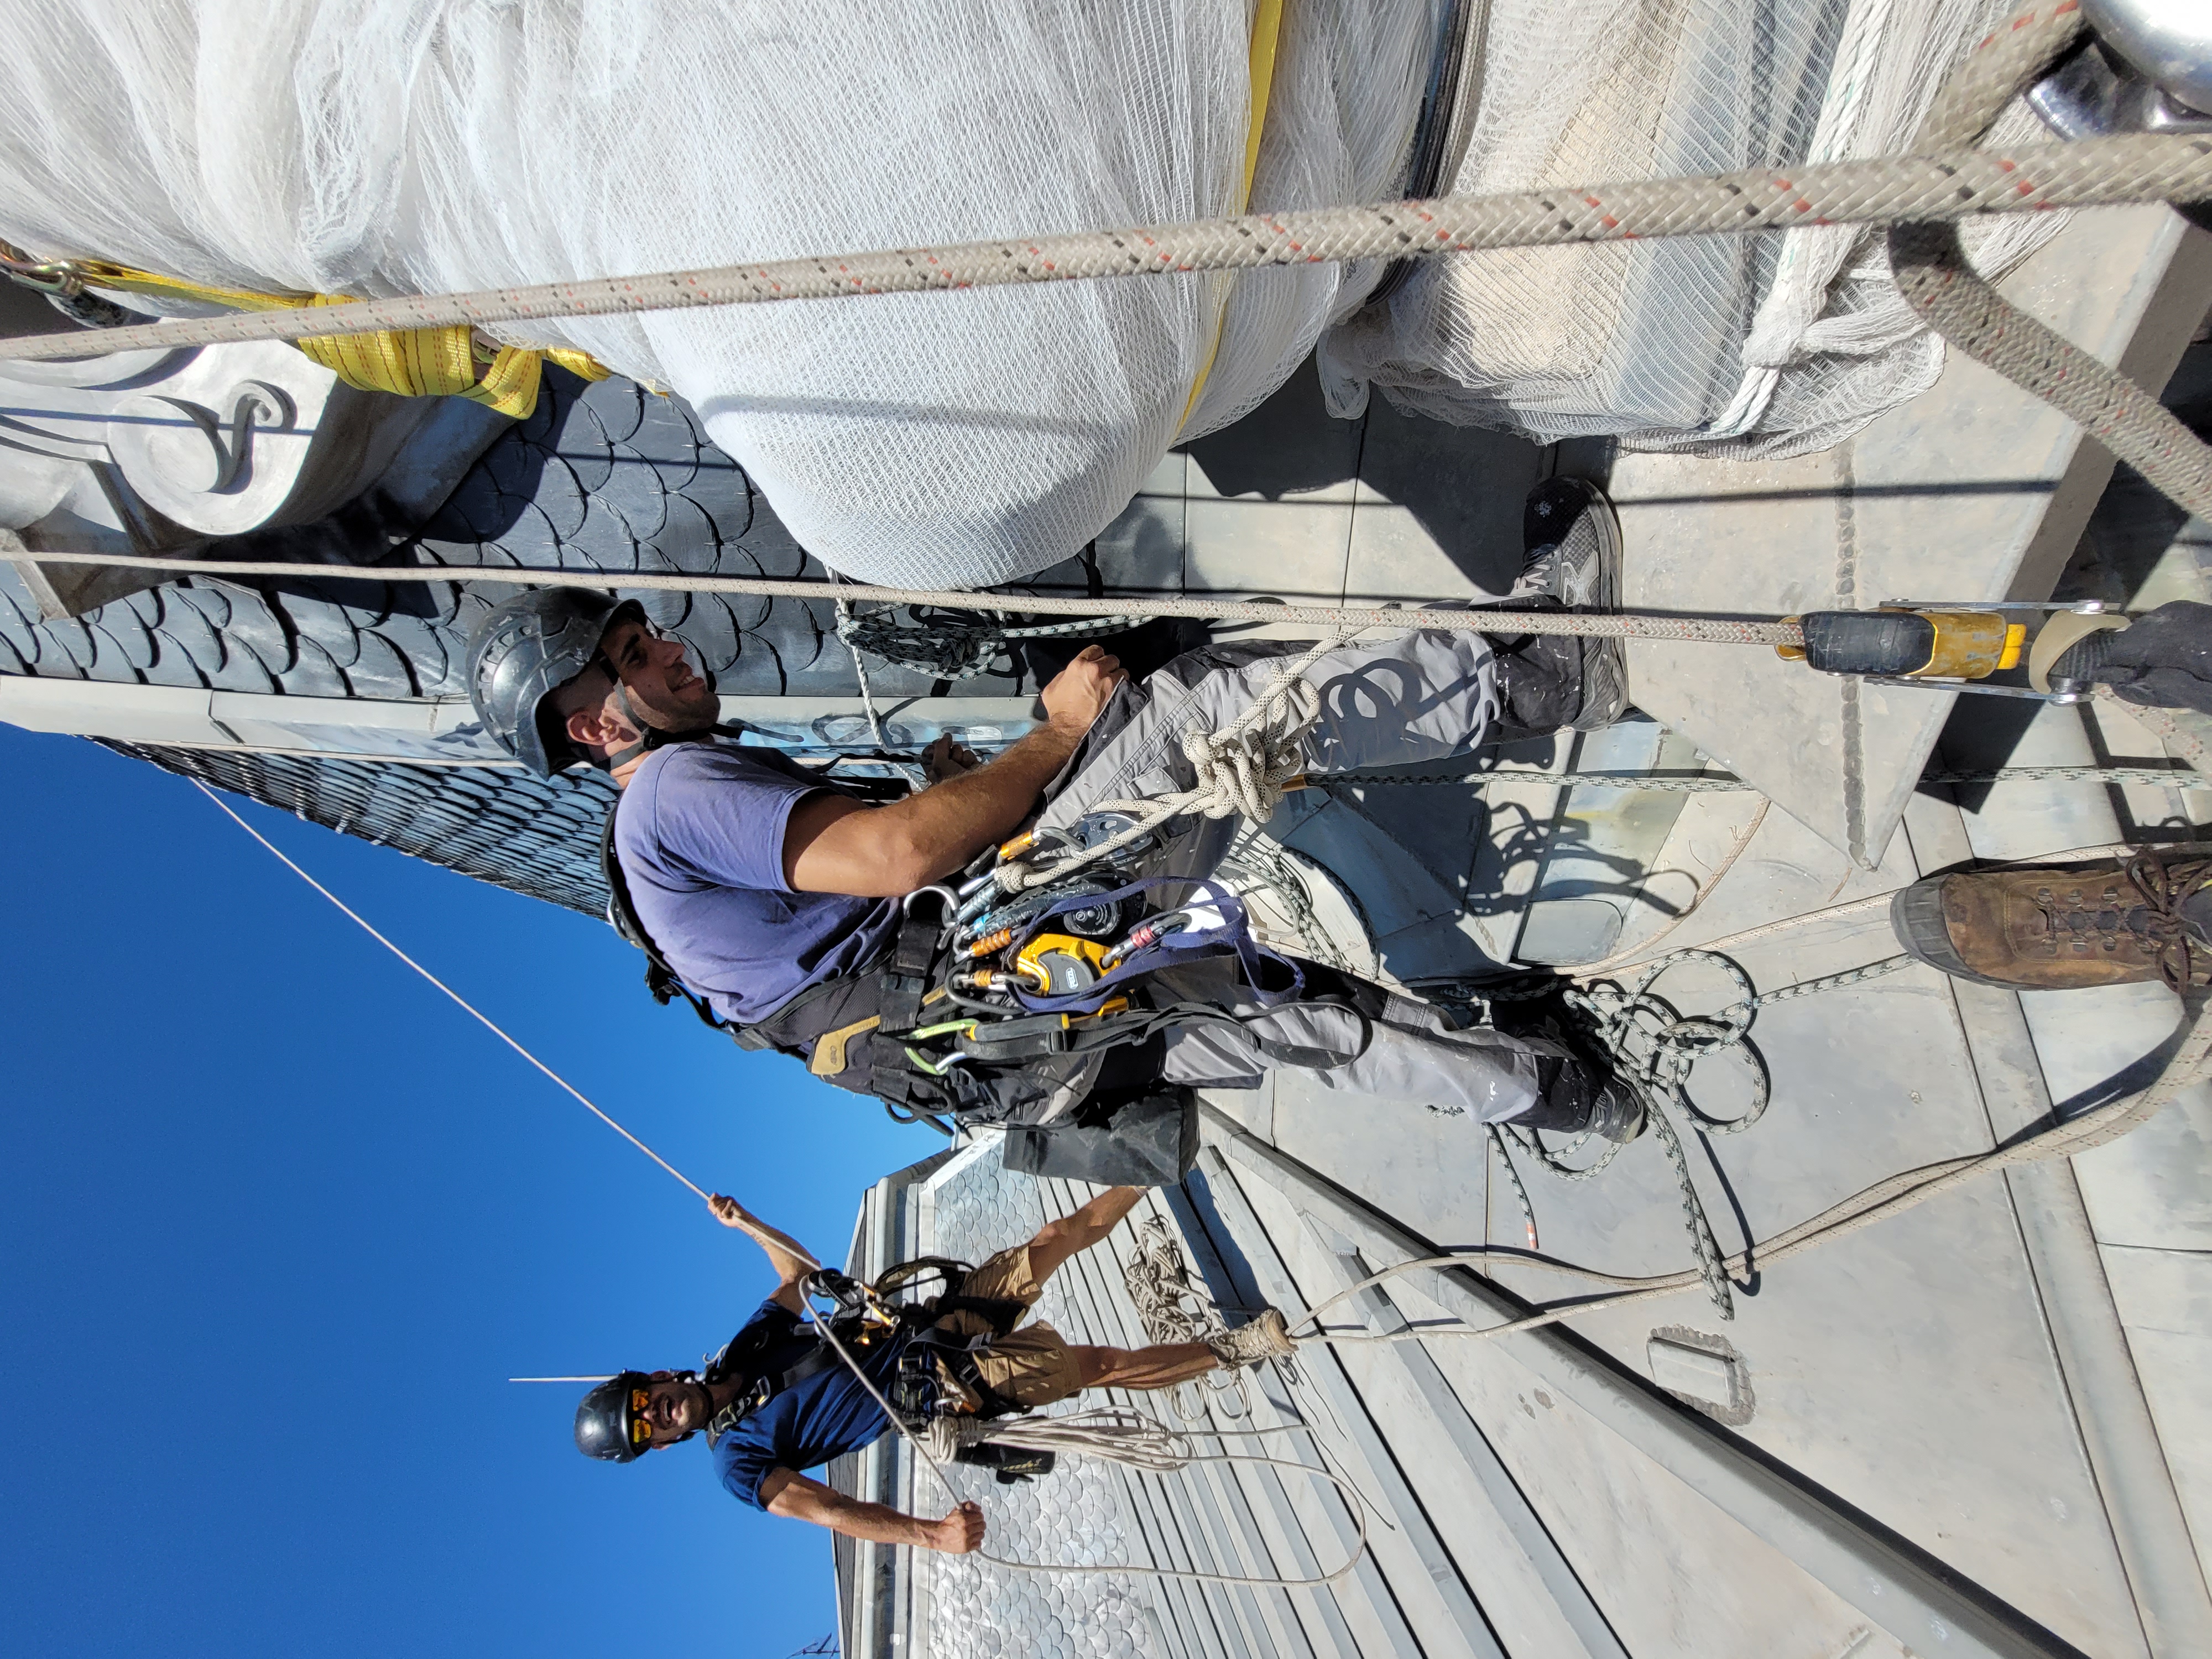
left=921, top=1413, right=987, bottom=1465
left=997, top=635, right=1342, bottom=895
left=1178, top=690, right=1314, bottom=826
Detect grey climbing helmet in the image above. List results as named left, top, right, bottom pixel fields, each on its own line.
left=575, top=1370, right=655, bottom=1463
left=465, top=588, right=643, bottom=775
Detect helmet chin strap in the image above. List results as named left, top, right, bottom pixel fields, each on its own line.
left=595, top=664, right=717, bottom=771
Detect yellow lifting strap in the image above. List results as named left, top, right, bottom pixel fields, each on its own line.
left=64, top=260, right=610, bottom=421
left=1174, top=0, right=1286, bottom=437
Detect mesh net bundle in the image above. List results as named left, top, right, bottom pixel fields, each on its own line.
left=1318, top=0, right=2065, bottom=457
left=0, top=2, right=2054, bottom=583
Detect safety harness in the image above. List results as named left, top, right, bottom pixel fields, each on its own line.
left=596, top=735, right=978, bottom=1128
left=597, top=732, right=1376, bottom=1170
left=701, top=1260, right=1060, bottom=1483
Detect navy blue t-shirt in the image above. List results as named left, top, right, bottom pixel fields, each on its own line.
left=613, top=743, right=901, bottom=1022
left=710, top=1298, right=911, bottom=1511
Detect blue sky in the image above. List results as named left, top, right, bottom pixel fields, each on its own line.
left=1, top=724, right=921, bottom=1658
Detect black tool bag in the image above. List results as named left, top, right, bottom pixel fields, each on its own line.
left=999, top=1084, right=1198, bottom=1187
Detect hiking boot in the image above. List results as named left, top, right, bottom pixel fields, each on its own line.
left=1890, top=853, right=2212, bottom=992
left=1510, top=1013, right=1647, bottom=1142
left=1494, top=478, right=1629, bottom=735
left=1521, top=1056, right=1647, bottom=1142
left=1207, top=1307, right=1295, bottom=1369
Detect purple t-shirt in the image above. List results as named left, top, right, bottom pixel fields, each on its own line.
left=613, top=743, right=900, bottom=1023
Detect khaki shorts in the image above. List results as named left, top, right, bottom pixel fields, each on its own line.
left=931, top=1243, right=1084, bottom=1410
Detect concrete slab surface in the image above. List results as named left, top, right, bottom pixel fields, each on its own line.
left=1613, top=205, right=2212, bottom=867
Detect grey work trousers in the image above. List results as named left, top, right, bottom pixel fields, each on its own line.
left=1036, top=630, right=1561, bottom=1125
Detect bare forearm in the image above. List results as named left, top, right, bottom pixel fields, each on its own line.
left=789, top=1489, right=931, bottom=1545
left=786, top=645, right=1125, bottom=898
left=709, top=1196, right=817, bottom=1287
left=734, top=1213, right=815, bottom=1284
left=765, top=1473, right=967, bottom=1551
left=883, top=726, right=1078, bottom=884
left=790, top=724, right=1080, bottom=895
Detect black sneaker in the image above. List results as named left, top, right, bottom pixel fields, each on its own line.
left=1507, top=478, right=1627, bottom=731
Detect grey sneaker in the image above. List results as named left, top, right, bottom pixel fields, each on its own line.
left=1515, top=478, right=1627, bottom=730
left=1207, top=1307, right=1295, bottom=1369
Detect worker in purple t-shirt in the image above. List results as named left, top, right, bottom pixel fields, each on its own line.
left=467, top=555, right=1646, bottom=1139
left=599, top=636, right=1119, bottom=1028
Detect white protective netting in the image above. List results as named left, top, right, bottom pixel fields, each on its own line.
left=0, top=0, right=1433, bottom=587
left=1319, top=0, right=2067, bottom=458
left=0, top=1, right=2062, bottom=586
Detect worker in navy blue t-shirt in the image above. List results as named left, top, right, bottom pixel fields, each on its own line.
left=570, top=1186, right=1293, bottom=1553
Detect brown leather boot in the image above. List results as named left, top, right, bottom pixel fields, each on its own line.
left=1890, top=853, right=2212, bottom=991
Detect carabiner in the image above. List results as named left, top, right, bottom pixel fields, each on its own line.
left=902, top=884, right=960, bottom=920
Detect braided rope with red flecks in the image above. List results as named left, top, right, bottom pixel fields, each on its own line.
left=0, top=132, right=2205, bottom=364
left=1887, top=3, right=2212, bottom=520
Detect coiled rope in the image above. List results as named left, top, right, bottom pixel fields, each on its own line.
left=1119, top=1213, right=1253, bottom=1424
left=1485, top=950, right=1915, bottom=1317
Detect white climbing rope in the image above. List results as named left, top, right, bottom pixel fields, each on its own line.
left=3, top=546, right=1782, bottom=644
left=0, top=132, right=2201, bottom=368
left=997, top=632, right=1350, bottom=895
left=189, top=780, right=712, bottom=1203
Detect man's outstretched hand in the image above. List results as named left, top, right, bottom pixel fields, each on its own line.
left=1040, top=644, right=1126, bottom=743
left=926, top=1500, right=988, bottom=1554
left=922, top=734, right=982, bottom=785
left=708, top=1194, right=749, bottom=1229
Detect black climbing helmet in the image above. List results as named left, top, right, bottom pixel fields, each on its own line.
left=575, top=1370, right=655, bottom=1463
left=466, top=588, right=645, bottom=776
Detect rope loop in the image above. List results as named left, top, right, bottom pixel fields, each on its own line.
left=999, top=633, right=1347, bottom=894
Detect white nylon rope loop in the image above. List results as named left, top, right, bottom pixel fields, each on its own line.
left=1, top=137, right=2208, bottom=366
left=998, top=632, right=1348, bottom=895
